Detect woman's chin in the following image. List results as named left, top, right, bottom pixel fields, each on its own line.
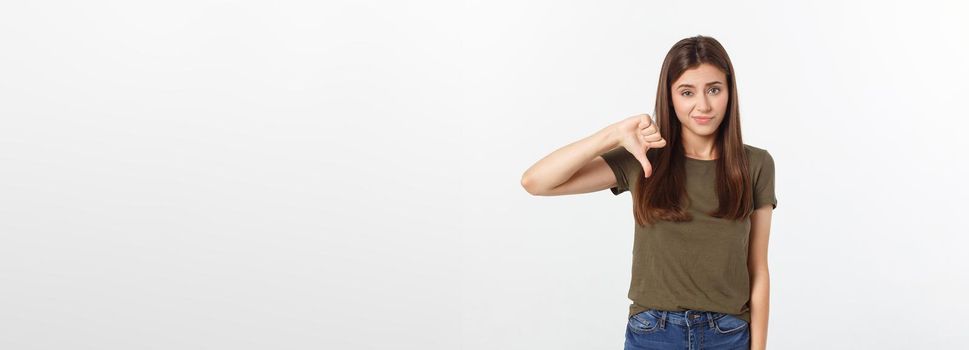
left=683, top=125, right=720, bottom=137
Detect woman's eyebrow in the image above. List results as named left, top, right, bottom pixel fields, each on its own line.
left=675, top=81, right=724, bottom=89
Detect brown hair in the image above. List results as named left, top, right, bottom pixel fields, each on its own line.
left=632, top=35, right=753, bottom=226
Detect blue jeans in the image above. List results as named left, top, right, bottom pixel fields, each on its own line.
left=624, top=309, right=750, bottom=350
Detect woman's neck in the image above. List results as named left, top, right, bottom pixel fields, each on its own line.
left=681, top=131, right=717, bottom=160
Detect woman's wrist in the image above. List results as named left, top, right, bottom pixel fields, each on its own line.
left=599, top=122, right=623, bottom=152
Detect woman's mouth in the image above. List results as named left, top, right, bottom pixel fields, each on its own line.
left=692, top=116, right=714, bottom=125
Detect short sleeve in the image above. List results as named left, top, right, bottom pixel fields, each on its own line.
left=753, top=150, right=777, bottom=210
left=600, top=147, right=643, bottom=196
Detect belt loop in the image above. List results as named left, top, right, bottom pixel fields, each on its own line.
left=706, top=312, right=715, bottom=328
left=660, top=310, right=667, bottom=329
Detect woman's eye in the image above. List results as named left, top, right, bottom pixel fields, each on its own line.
left=681, top=91, right=693, bottom=96
left=708, top=87, right=721, bottom=95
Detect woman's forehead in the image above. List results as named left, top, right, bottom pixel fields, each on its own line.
left=673, top=63, right=726, bottom=87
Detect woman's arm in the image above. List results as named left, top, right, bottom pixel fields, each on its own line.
left=520, top=123, right=622, bottom=196
left=521, top=114, right=663, bottom=196
left=748, top=205, right=773, bottom=350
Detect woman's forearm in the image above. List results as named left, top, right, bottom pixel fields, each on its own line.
left=749, top=270, right=770, bottom=350
left=520, top=123, right=620, bottom=194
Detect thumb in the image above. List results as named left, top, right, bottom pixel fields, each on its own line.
left=631, top=145, right=653, bottom=178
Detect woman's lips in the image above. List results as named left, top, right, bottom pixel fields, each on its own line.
left=693, top=116, right=714, bottom=125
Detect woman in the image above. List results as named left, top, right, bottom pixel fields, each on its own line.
left=520, top=35, right=776, bottom=350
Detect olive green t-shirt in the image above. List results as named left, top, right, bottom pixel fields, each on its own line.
left=601, top=144, right=777, bottom=324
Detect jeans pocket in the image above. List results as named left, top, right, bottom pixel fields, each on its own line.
left=712, top=314, right=748, bottom=334
left=627, top=310, right=662, bottom=335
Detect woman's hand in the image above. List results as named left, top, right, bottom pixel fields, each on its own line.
left=616, top=114, right=666, bottom=178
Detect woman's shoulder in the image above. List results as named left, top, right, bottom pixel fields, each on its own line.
left=742, top=143, right=775, bottom=177
left=742, top=143, right=769, bottom=155
left=742, top=143, right=774, bottom=165
left=743, top=143, right=772, bottom=157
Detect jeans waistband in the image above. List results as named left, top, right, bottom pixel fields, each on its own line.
left=647, top=309, right=728, bottom=328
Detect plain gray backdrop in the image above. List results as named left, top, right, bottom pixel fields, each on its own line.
left=1, top=0, right=967, bottom=349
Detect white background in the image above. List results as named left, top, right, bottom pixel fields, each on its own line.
left=2, top=0, right=967, bottom=349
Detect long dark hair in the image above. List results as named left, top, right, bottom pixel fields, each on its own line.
left=632, top=35, right=753, bottom=226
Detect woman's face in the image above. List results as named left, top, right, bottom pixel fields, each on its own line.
left=670, top=63, right=729, bottom=138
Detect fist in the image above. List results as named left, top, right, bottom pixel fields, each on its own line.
left=617, top=114, right=667, bottom=178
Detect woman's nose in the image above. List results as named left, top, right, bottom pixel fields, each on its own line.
left=697, top=97, right=712, bottom=112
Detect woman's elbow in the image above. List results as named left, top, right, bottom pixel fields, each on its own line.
left=521, top=173, right=543, bottom=195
